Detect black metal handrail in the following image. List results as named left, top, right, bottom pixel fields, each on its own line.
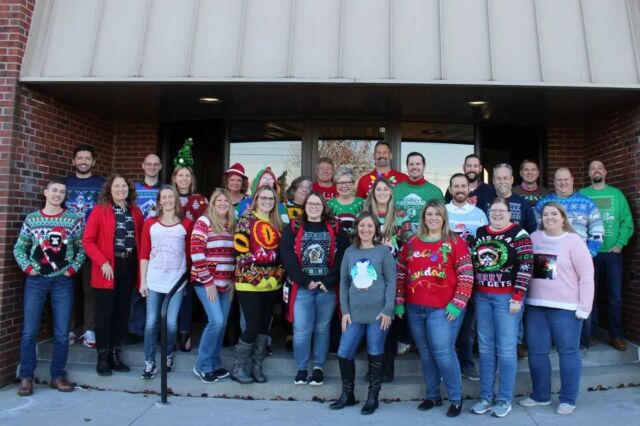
left=159, top=271, right=190, bottom=404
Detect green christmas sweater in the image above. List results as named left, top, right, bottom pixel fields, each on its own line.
left=393, top=178, right=444, bottom=232
left=579, top=185, right=635, bottom=252
left=14, top=209, right=85, bottom=277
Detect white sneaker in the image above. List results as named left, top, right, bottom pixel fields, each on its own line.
left=68, top=331, right=77, bottom=346
left=519, top=397, right=552, bottom=407
left=167, top=354, right=175, bottom=372
left=81, top=330, right=96, bottom=348
left=556, top=403, right=576, bottom=415
left=397, top=342, right=411, bottom=355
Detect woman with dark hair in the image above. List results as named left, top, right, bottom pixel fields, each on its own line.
left=83, top=174, right=144, bottom=376
left=172, top=165, right=208, bottom=352
left=280, top=191, right=349, bottom=386
left=470, top=197, right=533, bottom=418
left=191, top=188, right=236, bottom=383
left=330, top=211, right=396, bottom=415
left=139, top=185, right=191, bottom=379
left=520, top=202, right=594, bottom=415
left=396, top=199, right=473, bottom=418
left=231, top=185, right=285, bottom=384
left=285, top=176, right=312, bottom=221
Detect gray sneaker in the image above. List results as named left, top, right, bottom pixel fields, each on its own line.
left=461, top=368, right=480, bottom=381
left=519, top=397, right=552, bottom=407
left=491, top=400, right=512, bottom=418
left=470, top=398, right=494, bottom=414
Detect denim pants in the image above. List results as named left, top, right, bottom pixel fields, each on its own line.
left=337, top=321, right=388, bottom=359
left=475, top=292, right=523, bottom=403
left=194, top=286, right=232, bottom=373
left=407, top=303, right=463, bottom=404
left=293, top=287, right=336, bottom=370
left=593, top=252, right=624, bottom=338
left=143, top=288, right=184, bottom=362
left=19, top=274, right=74, bottom=380
left=129, top=287, right=146, bottom=336
left=178, top=284, right=194, bottom=334
left=526, top=305, right=583, bottom=405
left=456, top=296, right=476, bottom=371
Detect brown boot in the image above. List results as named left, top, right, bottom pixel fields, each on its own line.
left=18, top=378, right=33, bottom=396
left=49, top=377, right=75, bottom=392
left=611, top=337, right=626, bottom=351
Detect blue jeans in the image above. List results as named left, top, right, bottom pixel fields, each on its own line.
left=293, top=287, right=336, bottom=370
left=19, top=274, right=74, bottom=380
left=338, top=321, right=388, bottom=359
left=407, top=304, right=463, bottom=403
left=194, top=286, right=232, bottom=373
left=456, top=296, right=476, bottom=371
left=526, top=305, right=583, bottom=405
left=178, top=284, right=194, bottom=333
left=475, top=292, right=523, bottom=403
left=129, top=288, right=146, bottom=336
left=593, top=252, right=624, bottom=338
left=143, top=288, right=184, bottom=362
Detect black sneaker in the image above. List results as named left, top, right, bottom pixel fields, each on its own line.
left=193, top=366, right=218, bottom=384
left=308, top=368, right=324, bottom=386
left=446, top=402, right=463, bottom=418
left=141, top=361, right=156, bottom=379
left=294, top=370, right=308, bottom=385
left=213, top=368, right=230, bottom=380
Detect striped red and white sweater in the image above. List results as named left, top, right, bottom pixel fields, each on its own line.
left=190, top=215, right=235, bottom=290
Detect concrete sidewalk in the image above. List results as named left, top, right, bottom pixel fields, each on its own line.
left=0, top=383, right=638, bottom=426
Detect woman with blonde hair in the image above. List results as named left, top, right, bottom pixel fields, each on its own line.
left=190, top=188, right=237, bottom=383
left=231, top=185, right=285, bottom=383
left=520, top=201, right=594, bottom=415
left=396, top=199, right=473, bottom=417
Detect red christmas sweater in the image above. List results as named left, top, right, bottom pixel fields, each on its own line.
left=355, top=169, right=407, bottom=199
left=396, top=234, right=474, bottom=317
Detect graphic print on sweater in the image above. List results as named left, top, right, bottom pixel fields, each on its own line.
left=33, top=226, right=69, bottom=275
left=532, top=253, right=558, bottom=280
left=351, top=258, right=377, bottom=290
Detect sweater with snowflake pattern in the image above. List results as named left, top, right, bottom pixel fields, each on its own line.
left=190, top=216, right=235, bottom=290
left=179, top=193, right=209, bottom=223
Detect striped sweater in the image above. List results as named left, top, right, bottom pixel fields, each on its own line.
left=190, top=216, right=235, bottom=290
left=395, top=235, right=474, bottom=317
left=471, top=224, right=533, bottom=301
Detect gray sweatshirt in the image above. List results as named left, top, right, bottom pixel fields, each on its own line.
left=340, top=245, right=397, bottom=323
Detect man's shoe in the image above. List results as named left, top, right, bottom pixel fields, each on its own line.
left=517, top=344, right=528, bottom=358
left=294, top=370, right=308, bottom=385
left=556, top=402, right=576, bottom=415
left=308, top=368, right=324, bottom=386
left=418, top=398, right=442, bottom=411
left=611, top=337, right=626, bottom=351
left=49, top=377, right=75, bottom=392
left=470, top=398, right=494, bottom=414
left=446, top=402, right=463, bottom=418
left=109, top=348, right=130, bottom=372
left=193, top=366, right=218, bottom=384
left=96, top=350, right=112, bottom=376
left=124, top=333, right=143, bottom=345
left=519, top=396, right=551, bottom=407
left=18, top=378, right=33, bottom=396
left=491, top=400, right=512, bottom=418
left=461, top=368, right=480, bottom=381
left=213, top=368, right=230, bottom=380
left=81, top=330, right=96, bottom=348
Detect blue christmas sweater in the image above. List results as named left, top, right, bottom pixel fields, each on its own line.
left=64, top=175, right=106, bottom=223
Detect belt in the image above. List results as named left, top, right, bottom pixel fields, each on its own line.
left=114, top=251, right=134, bottom=259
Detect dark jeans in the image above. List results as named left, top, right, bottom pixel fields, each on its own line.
left=128, top=284, right=146, bottom=337
left=593, top=252, right=624, bottom=338
left=19, top=274, right=74, bottom=380
left=95, top=256, right=136, bottom=351
left=69, top=260, right=94, bottom=332
left=237, top=290, right=279, bottom=344
left=178, top=284, right=194, bottom=334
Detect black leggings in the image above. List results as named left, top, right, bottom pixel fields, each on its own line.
left=237, top=291, right=279, bottom=344
left=94, top=256, right=136, bottom=351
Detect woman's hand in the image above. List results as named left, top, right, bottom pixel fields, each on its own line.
left=101, top=262, right=114, bottom=281
left=139, top=282, right=148, bottom=298
left=341, top=314, right=352, bottom=332
left=308, top=281, right=320, bottom=290
left=509, top=299, right=522, bottom=314
left=446, top=312, right=458, bottom=322
left=377, top=313, right=392, bottom=331
left=205, top=285, right=218, bottom=303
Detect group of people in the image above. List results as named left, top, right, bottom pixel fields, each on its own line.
left=14, top=140, right=634, bottom=419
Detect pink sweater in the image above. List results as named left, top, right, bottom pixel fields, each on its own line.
left=527, top=231, right=594, bottom=319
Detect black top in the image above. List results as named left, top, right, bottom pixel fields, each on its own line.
left=113, top=203, right=136, bottom=253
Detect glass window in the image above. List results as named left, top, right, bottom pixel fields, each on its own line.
left=317, top=124, right=385, bottom=177
left=401, top=122, right=474, bottom=193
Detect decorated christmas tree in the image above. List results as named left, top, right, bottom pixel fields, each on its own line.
left=173, top=137, right=195, bottom=168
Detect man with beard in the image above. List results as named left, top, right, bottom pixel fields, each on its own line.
left=65, top=144, right=105, bottom=348
left=492, top=164, right=537, bottom=234
left=446, top=173, right=487, bottom=380
left=513, top=159, right=550, bottom=207
left=356, top=142, right=407, bottom=198
left=580, top=160, right=634, bottom=351
left=445, top=154, right=495, bottom=214
left=312, top=157, right=338, bottom=200
left=393, top=152, right=444, bottom=232
left=535, top=167, right=604, bottom=348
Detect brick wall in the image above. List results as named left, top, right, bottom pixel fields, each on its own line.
left=113, top=122, right=159, bottom=180
left=546, top=127, right=586, bottom=187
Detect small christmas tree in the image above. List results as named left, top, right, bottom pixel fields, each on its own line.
left=174, top=137, right=195, bottom=168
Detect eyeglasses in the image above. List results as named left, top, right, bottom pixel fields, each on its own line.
left=489, top=209, right=509, bottom=214
left=306, top=202, right=323, bottom=207
left=257, top=196, right=275, bottom=201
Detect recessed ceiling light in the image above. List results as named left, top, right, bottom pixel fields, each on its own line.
left=468, top=100, right=487, bottom=106
left=199, top=97, right=221, bottom=104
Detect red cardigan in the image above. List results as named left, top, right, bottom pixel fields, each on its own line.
left=82, top=203, right=144, bottom=290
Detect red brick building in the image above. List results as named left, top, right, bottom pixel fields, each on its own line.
left=1, top=0, right=639, bottom=385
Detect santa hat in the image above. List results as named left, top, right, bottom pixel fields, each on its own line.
left=225, top=162, right=247, bottom=179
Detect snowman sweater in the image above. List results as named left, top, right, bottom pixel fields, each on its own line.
left=396, top=235, right=473, bottom=317
left=340, top=245, right=397, bottom=323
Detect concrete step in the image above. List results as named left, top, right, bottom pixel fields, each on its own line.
left=37, top=338, right=640, bottom=377
left=33, top=361, right=640, bottom=401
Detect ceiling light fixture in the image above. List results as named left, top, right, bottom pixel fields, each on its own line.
left=468, top=100, right=487, bottom=106
left=199, top=97, right=222, bottom=104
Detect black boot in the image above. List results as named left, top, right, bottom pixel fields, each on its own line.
left=96, top=350, right=112, bottom=376
left=361, top=354, right=383, bottom=415
left=231, top=339, right=254, bottom=384
left=109, top=348, right=130, bottom=372
left=251, top=334, right=269, bottom=383
left=330, top=357, right=357, bottom=409
left=382, top=353, right=395, bottom=383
